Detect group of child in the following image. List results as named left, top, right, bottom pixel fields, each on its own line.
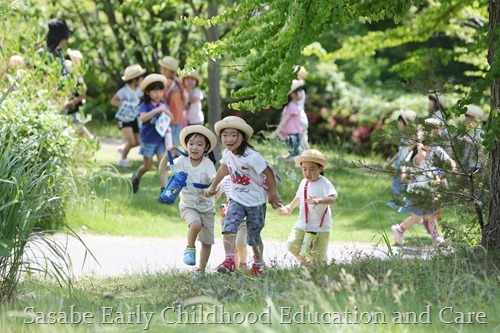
left=388, top=91, right=486, bottom=247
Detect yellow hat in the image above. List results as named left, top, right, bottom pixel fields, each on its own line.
left=140, top=73, right=167, bottom=92
left=121, top=64, right=147, bottom=81
left=214, top=116, right=254, bottom=139
left=180, top=125, right=217, bottom=153
left=294, top=149, right=328, bottom=168
left=159, top=56, right=179, bottom=71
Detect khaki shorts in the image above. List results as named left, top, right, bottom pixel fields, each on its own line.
left=180, top=208, right=215, bottom=245
left=286, top=226, right=330, bottom=263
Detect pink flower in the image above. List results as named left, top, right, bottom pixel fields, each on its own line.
left=320, top=107, right=328, bottom=116
left=330, top=119, right=337, bottom=125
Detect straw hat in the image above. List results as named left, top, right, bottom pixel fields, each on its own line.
left=428, top=90, right=447, bottom=109
left=180, top=125, right=217, bottom=153
left=140, top=73, right=167, bottom=92
left=214, top=116, right=254, bottom=139
left=466, top=105, right=484, bottom=118
left=64, top=59, right=73, bottom=73
left=182, top=70, right=202, bottom=85
left=294, top=149, right=328, bottom=168
left=297, top=66, right=307, bottom=80
left=288, top=79, right=305, bottom=95
left=400, top=109, right=417, bottom=122
left=8, top=55, right=24, bottom=68
left=121, top=64, right=147, bottom=82
left=159, top=56, right=179, bottom=71
left=424, top=118, right=443, bottom=127
left=67, top=49, right=83, bottom=65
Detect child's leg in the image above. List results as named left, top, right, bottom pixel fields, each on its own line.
left=136, top=156, right=153, bottom=179
left=121, top=126, right=136, bottom=160
left=235, top=222, right=248, bottom=268
left=198, top=243, right=212, bottom=273
left=218, top=201, right=247, bottom=273
left=245, top=203, right=266, bottom=262
left=286, top=226, right=305, bottom=259
left=310, top=232, right=330, bottom=264
left=155, top=152, right=167, bottom=187
left=400, top=213, right=423, bottom=231
left=187, top=221, right=202, bottom=248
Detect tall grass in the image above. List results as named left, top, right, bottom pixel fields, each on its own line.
left=0, top=131, right=75, bottom=300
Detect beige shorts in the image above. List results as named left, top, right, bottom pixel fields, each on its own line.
left=286, top=226, right=330, bottom=263
left=180, top=208, right=215, bottom=245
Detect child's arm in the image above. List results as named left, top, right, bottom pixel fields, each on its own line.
left=262, top=166, right=282, bottom=208
left=279, top=196, right=300, bottom=215
left=158, top=153, right=170, bottom=172
left=140, top=103, right=171, bottom=122
left=305, top=194, right=336, bottom=207
left=445, top=156, right=458, bottom=172
left=110, top=94, right=121, bottom=108
left=205, top=164, right=229, bottom=197
left=387, top=151, right=399, bottom=164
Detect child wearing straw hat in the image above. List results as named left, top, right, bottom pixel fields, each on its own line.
left=280, top=149, right=338, bottom=264
left=159, top=56, right=184, bottom=146
left=111, top=64, right=147, bottom=167
left=182, top=70, right=204, bottom=126
left=158, top=125, right=217, bottom=277
left=204, top=116, right=282, bottom=277
left=460, top=105, right=486, bottom=172
left=131, top=74, right=173, bottom=194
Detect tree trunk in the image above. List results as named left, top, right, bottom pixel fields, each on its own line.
left=207, top=1, right=222, bottom=160
left=482, top=0, right=500, bottom=249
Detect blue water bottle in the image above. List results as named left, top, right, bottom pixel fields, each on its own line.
left=160, top=171, right=188, bottom=204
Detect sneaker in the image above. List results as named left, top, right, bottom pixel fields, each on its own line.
left=217, top=258, right=235, bottom=274
left=131, top=173, right=140, bottom=193
left=387, top=201, right=399, bottom=209
left=117, top=144, right=125, bottom=154
left=422, top=219, right=431, bottom=234
left=118, top=159, right=130, bottom=168
left=433, top=237, right=448, bottom=247
left=191, top=270, right=205, bottom=279
left=391, top=225, right=404, bottom=246
left=251, top=263, right=265, bottom=277
left=183, top=248, right=196, bottom=266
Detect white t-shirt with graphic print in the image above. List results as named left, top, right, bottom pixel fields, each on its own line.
left=174, top=155, right=216, bottom=213
left=221, top=148, right=268, bottom=207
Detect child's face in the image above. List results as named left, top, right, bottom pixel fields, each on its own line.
left=187, top=134, right=208, bottom=160
left=300, top=162, right=323, bottom=182
left=291, top=89, right=304, bottom=101
left=184, top=77, right=197, bottom=88
left=161, top=67, right=175, bottom=79
left=220, top=128, right=243, bottom=152
left=147, top=88, right=163, bottom=104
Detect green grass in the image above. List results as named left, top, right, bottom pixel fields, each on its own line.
left=66, top=134, right=437, bottom=245
left=2, top=249, right=499, bottom=332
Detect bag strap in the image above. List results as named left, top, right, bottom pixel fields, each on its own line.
left=304, top=180, right=329, bottom=228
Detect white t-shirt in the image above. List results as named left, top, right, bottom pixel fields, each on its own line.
left=114, top=84, right=143, bottom=121
left=184, top=87, right=204, bottom=125
left=221, top=148, right=268, bottom=206
left=218, top=175, right=232, bottom=200
left=294, top=176, right=338, bottom=232
left=404, top=145, right=449, bottom=193
left=174, top=155, right=216, bottom=212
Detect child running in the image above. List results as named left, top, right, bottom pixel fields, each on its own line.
left=111, top=64, right=146, bottom=167
left=159, top=125, right=217, bottom=276
left=214, top=175, right=248, bottom=270
left=279, top=149, right=338, bottom=265
left=205, top=116, right=282, bottom=277
left=131, top=74, right=173, bottom=194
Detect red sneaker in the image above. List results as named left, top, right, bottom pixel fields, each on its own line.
left=217, top=258, right=235, bottom=274
left=251, top=263, right=265, bottom=277
left=423, top=219, right=431, bottom=234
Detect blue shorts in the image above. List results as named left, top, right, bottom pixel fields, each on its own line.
left=391, top=177, right=406, bottom=196
left=170, top=124, right=181, bottom=145
left=139, top=141, right=166, bottom=158
left=222, top=200, right=266, bottom=246
left=398, top=197, right=436, bottom=216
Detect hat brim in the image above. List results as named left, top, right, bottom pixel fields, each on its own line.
left=294, top=155, right=328, bottom=168
left=182, top=73, right=202, bottom=85
left=122, top=68, right=147, bottom=82
left=140, top=74, right=167, bottom=92
left=159, top=59, right=177, bottom=71
left=214, top=117, right=254, bottom=139
left=180, top=125, right=217, bottom=154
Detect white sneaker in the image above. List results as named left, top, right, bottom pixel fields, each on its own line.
left=391, top=225, right=404, bottom=246
left=433, top=237, right=448, bottom=247
left=118, top=159, right=130, bottom=168
left=117, top=144, right=125, bottom=154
